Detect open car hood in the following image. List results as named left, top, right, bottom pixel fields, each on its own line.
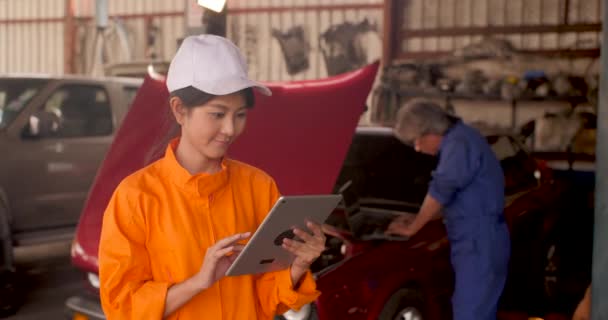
left=71, top=62, right=380, bottom=273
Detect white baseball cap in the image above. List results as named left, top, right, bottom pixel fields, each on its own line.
left=166, top=34, right=272, bottom=96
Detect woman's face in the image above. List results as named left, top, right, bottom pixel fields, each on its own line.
left=173, top=92, right=248, bottom=161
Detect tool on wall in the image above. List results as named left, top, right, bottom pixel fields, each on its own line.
left=88, top=0, right=132, bottom=75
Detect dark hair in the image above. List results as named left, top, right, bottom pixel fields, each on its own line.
left=169, top=86, right=255, bottom=109
left=145, top=87, right=255, bottom=164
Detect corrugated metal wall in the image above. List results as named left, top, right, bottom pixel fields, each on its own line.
left=0, top=0, right=186, bottom=75
left=72, top=0, right=184, bottom=75
left=104, top=0, right=184, bottom=63
left=0, top=0, right=384, bottom=79
left=0, top=0, right=66, bottom=74
left=398, top=0, right=602, bottom=59
left=0, top=0, right=602, bottom=79
left=226, top=0, right=384, bottom=81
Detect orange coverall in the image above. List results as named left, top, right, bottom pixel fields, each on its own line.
left=99, top=140, right=320, bottom=319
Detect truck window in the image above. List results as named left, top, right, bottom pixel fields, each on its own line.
left=0, top=79, right=48, bottom=129
left=42, top=85, right=113, bottom=137
left=123, top=86, right=139, bottom=108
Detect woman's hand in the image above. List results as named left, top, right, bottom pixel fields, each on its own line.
left=282, top=221, right=326, bottom=284
left=194, top=232, right=250, bottom=290
left=164, top=232, right=250, bottom=318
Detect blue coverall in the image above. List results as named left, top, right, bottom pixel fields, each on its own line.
left=428, top=121, right=511, bottom=320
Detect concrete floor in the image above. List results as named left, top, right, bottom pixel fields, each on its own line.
left=6, top=241, right=82, bottom=320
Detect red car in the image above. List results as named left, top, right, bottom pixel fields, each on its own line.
left=281, top=126, right=577, bottom=320
left=65, top=61, right=588, bottom=320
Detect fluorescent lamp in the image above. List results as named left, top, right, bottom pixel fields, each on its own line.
left=197, top=0, right=226, bottom=13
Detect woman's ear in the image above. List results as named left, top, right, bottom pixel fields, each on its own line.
left=170, top=96, right=187, bottom=125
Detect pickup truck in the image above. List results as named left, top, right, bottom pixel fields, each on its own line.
left=0, top=75, right=142, bottom=316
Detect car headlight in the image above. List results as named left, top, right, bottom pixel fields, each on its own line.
left=283, top=303, right=311, bottom=320
left=87, top=272, right=100, bottom=289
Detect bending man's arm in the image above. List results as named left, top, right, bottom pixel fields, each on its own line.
left=408, top=193, right=443, bottom=234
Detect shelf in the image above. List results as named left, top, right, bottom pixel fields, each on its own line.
left=387, top=87, right=587, bottom=105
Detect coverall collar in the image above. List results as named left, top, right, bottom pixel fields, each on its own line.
left=160, top=138, right=229, bottom=197
left=439, top=119, right=463, bottom=153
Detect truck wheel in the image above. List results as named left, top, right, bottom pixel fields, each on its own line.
left=0, top=201, right=15, bottom=273
left=0, top=270, right=19, bottom=318
left=0, top=200, right=20, bottom=318
left=379, top=288, right=425, bottom=320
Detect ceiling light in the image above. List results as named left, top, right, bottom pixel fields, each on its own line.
left=197, top=0, right=226, bottom=13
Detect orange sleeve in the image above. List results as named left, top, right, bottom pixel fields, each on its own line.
left=255, top=179, right=321, bottom=317
left=256, top=268, right=321, bottom=316
left=98, top=183, right=170, bottom=320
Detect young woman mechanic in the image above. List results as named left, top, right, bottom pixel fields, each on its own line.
left=386, top=100, right=511, bottom=320
left=98, top=35, right=325, bottom=320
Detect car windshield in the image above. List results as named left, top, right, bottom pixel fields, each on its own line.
left=0, top=79, right=48, bottom=129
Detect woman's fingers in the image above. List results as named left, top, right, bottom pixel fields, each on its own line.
left=213, top=232, right=250, bottom=250
left=284, top=223, right=327, bottom=269
left=213, top=244, right=245, bottom=258
left=306, top=221, right=324, bottom=238
left=228, top=253, right=240, bottom=264
left=206, top=233, right=249, bottom=261
left=321, top=223, right=344, bottom=238
left=293, top=228, right=314, bottom=242
left=293, top=227, right=326, bottom=251
left=281, top=238, right=298, bottom=251
left=282, top=239, right=317, bottom=262
left=283, top=237, right=325, bottom=256
left=306, top=221, right=326, bottom=245
left=283, top=238, right=308, bottom=254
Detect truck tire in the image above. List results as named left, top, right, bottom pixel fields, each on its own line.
left=378, top=288, right=426, bottom=320
left=0, top=270, right=18, bottom=318
left=0, top=195, right=20, bottom=318
left=0, top=192, right=14, bottom=273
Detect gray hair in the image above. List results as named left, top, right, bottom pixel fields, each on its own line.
left=394, top=99, right=457, bottom=142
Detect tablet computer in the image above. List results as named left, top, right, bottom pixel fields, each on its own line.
left=225, top=194, right=342, bottom=277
